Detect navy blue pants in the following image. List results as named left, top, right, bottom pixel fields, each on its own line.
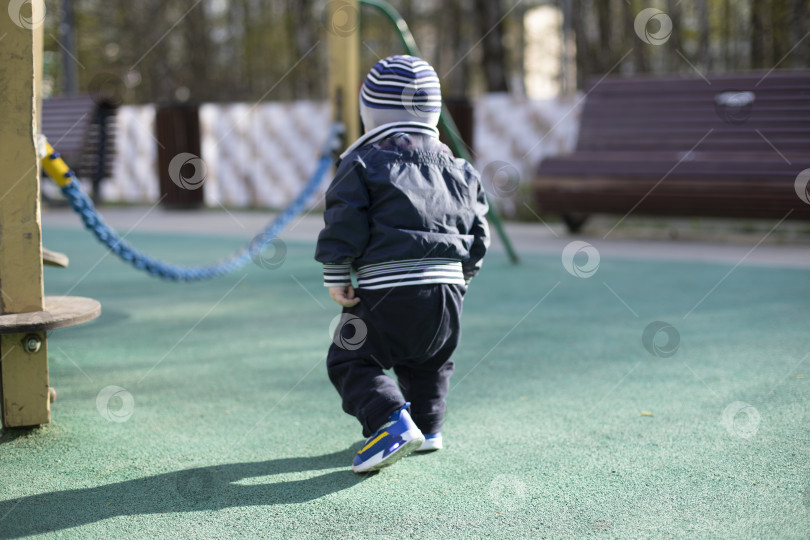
left=326, top=284, right=465, bottom=437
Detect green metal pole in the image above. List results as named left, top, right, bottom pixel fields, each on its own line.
left=358, top=0, right=520, bottom=264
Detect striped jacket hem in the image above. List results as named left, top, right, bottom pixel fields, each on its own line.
left=322, top=258, right=466, bottom=290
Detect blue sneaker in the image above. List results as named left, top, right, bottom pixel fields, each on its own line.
left=415, top=432, right=443, bottom=452
left=352, top=403, right=425, bottom=473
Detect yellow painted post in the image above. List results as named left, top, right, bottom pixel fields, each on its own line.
left=32, top=2, right=43, bottom=127
left=327, top=0, right=361, bottom=146
left=0, top=0, right=50, bottom=427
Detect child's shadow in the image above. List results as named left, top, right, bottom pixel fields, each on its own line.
left=0, top=446, right=364, bottom=538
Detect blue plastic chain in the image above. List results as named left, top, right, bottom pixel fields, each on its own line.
left=57, top=123, right=342, bottom=282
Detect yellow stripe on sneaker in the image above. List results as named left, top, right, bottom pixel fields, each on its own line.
left=360, top=431, right=388, bottom=453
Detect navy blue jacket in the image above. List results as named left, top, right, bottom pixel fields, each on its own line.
left=315, top=122, right=489, bottom=290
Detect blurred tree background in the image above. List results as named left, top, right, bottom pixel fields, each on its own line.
left=41, top=0, right=810, bottom=104
left=570, top=0, right=810, bottom=89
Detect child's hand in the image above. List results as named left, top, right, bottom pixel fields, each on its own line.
left=329, top=285, right=361, bottom=307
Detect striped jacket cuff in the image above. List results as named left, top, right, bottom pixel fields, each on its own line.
left=323, top=263, right=352, bottom=287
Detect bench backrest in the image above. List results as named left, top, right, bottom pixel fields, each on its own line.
left=41, top=95, right=117, bottom=180
left=577, top=71, right=810, bottom=157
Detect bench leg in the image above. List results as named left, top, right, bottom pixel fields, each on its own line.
left=562, top=213, right=589, bottom=234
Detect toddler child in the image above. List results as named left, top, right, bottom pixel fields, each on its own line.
left=315, top=55, right=489, bottom=473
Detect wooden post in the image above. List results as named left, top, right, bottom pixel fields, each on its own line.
left=327, top=0, right=361, bottom=146
left=0, top=0, right=49, bottom=427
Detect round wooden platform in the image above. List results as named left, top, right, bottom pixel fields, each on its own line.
left=0, top=296, right=101, bottom=334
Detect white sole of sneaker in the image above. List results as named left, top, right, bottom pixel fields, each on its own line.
left=352, top=432, right=425, bottom=473
left=414, top=436, right=443, bottom=452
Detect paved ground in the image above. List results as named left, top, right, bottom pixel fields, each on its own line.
left=0, top=206, right=807, bottom=538
left=40, top=205, right=810, bottom=268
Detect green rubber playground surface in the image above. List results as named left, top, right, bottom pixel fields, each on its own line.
left=1, top=225, right=809, bottom=539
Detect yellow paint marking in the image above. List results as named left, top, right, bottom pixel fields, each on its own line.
left=42, top=141, right=73, bottom=187
left=360, top=431, right=389, bottom=453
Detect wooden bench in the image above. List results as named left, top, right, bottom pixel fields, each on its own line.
left=534, top=71, right=810, bottom=232
left=41, top=95, right=117, bottom=203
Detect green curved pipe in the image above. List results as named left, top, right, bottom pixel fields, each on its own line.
left=358, top=0, right=520, bottom=264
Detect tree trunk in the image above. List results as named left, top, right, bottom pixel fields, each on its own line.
left=722, top=0, right=732, bottom=69
left=666, top=0, right=683, bottom=72
left=791, top=0, right=809, bottom=68
left=288, top=0, right=319, bottom=98
left=770, top=0, right=789, bottom=68
left=473, top=0, right=509, bottom=92
left=572, top=0, right=589, bottom=90
left=625, top=0, right=647, bottom=75
left=184, top=1, right=210, bottom=102
left=595, top=0, right=612, bottom=73
left=697, top=0, right=710, bottom=70
left=750, top=0, right=767, bottom=69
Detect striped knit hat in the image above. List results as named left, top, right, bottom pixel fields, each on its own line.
left=359, top=55, right=442, bottom=130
